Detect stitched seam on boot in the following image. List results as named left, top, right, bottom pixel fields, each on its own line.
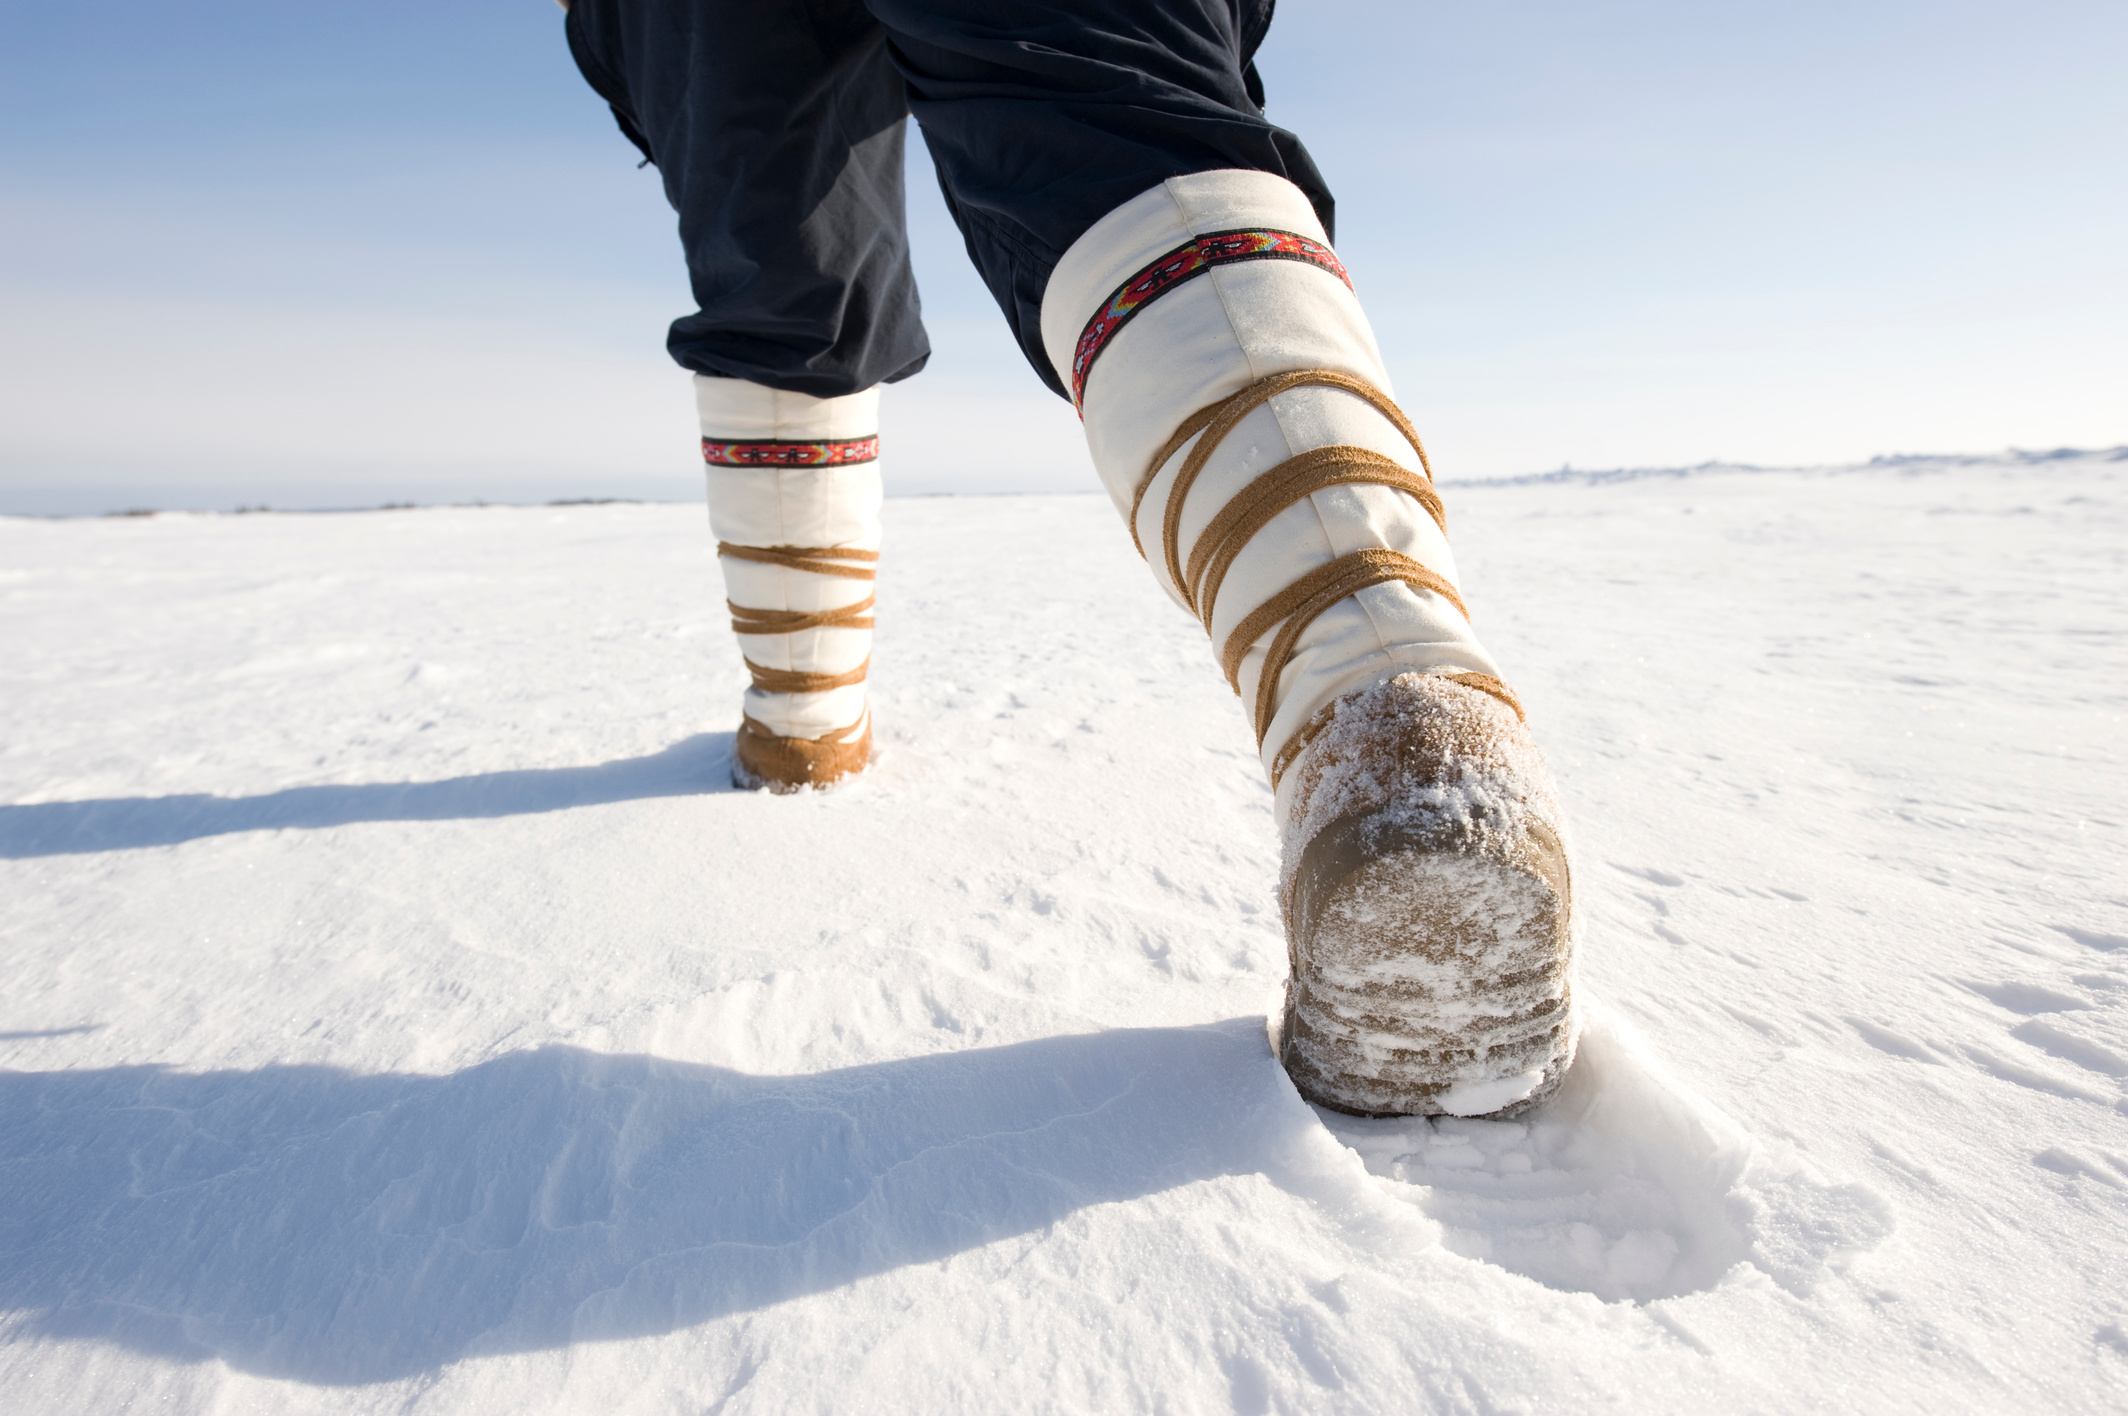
left=1154, top=181, right=1427, bottom=737
left=1162, top=179, right=1275, bottom=625
left=1163, top=180, right=1268, bottom=394
left=768, top=406, right=794, bottom=688
left=1170, top=183, right=1290, bottom=714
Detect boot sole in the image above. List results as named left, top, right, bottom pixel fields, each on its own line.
left=1281, top=811, right=1575, bottom=1118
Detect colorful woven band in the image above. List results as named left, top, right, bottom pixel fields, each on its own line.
left=702, top=436, right=879, bottom=467
left=1070, top=228, right=1351, bottom=409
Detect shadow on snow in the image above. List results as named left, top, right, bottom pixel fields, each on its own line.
left=0, top=1019, right=1293, bottom=1386
left=0, top=733, right=736, bottom=858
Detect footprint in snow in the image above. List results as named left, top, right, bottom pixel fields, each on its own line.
left=1317, top=1009, right=1892, bottom=1304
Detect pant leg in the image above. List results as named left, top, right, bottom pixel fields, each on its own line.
left=566, top=0, right=929, bottom=397
left=868, top=0, right=1327, bottom=397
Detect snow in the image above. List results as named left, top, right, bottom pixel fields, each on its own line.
left=1, top=450, right=2124, bottom=1413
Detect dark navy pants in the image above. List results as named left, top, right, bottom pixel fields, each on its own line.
left=564, top=0, right=1331, bottom=400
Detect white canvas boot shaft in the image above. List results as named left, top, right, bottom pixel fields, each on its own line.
left=1039, top=171, right=1503, bottom=807
left=698, top=375, right=882, bottom=787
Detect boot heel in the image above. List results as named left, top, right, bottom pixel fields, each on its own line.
left=1284, top=804, right=1574, bottom=1117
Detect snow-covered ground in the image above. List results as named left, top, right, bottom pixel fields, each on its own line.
left=2, top=450, right=2123, bottom=1413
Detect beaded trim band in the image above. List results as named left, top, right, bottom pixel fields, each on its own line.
left=702, top=436, right=879, bottom=467
left=1071, top=229, right=1352, bottom=409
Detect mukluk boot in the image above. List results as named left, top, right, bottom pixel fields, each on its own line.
left=1041, top=172, right=1578, bottom=1117
left=698, top=375, right=881, bottom=792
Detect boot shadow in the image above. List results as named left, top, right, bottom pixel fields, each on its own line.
left=0, top=733, right=736, bottom=858
left=0, top=1018, right=1292, bottom=1385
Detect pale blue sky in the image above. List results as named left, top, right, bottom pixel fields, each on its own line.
left=2, top=0, right=2122, bottom=512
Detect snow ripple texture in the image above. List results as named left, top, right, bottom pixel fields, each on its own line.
left=1, top=451, right=2124, bottom=1413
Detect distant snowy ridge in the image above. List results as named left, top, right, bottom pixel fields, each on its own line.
left=1448, top=443, right=2128, bottom=488
left=7, top=445, right=2121, bottom=519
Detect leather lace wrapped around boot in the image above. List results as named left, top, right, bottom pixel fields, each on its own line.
left=1040, top=171, right=1579, bottom=1116
left=698, top=375, right=881, bottom=792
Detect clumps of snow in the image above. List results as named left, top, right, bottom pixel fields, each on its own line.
left=1277, top=671, right=1569, bottom=915
left=1321, top=1007, right=1894, bottom=1303
left=1435, top=1068, right=1548, bottom=1116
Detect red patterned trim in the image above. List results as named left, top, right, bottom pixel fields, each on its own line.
left=702, top=436, right=879, bottom=467
left=1070, top=228, right=1351, bottom=409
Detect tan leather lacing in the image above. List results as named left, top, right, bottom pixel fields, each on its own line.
left=740, top=712, right=867, bottom=749
left=1186, top=446, right=1447, bottom=634
left=741, top=656, right=870, bottom=694
left=1129, top=368, right=1439, bottom=570
left=727, top=595, right=875, bottom=636
left=1235, top=548, right=1469, bottom=755
left=1267, top=671, right=1525, bottom=788
left=716, top=543, right=878, bottom=580
left=1125, top=369, right=1522, bottom=789
left=1443, top=672, right=1523, bottom=719
left=718, top=540, right=877, bottom=659
left=717, top=538, right=876, bottom=780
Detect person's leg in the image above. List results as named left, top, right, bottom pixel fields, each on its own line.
left=566, top=0, right=926, bottom=394
left=869, top=0, right=1317, bottom=397
left=880, top=0, right=1579, bottom=1116
left=564, top=0, right=908, bottom=787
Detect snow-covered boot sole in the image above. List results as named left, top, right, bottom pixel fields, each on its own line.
left=1278, top=674, right=1578, bottom=1118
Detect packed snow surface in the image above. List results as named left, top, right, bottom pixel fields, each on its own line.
left=2, top=452, right=2124, bottom=1413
